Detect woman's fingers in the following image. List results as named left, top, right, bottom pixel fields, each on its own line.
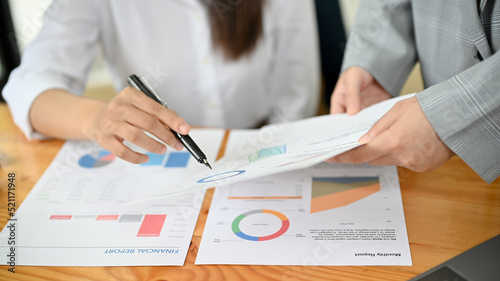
left=101, top=136, right=149, bottom=164
left=90, top=87, right=192, bottom=164
left=123, top=87, right=190, bottom=134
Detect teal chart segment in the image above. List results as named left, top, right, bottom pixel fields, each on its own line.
left=248, top=145, right=286, bottom=162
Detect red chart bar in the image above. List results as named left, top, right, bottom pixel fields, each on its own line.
left=137, top=214, right=167, bottom=237
left=96, top=215, right=119, bottom=221
left=50, top=215, right=72, bottom=220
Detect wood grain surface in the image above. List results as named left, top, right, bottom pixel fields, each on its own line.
left=0, top=103, right=499, bottom=281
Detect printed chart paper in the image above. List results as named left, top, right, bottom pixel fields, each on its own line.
left=0, top=129, right=225, bottom=266
left=195, top=131, right=411, bottom=266
left=134, top=94, right=414, bottom=201
left=196, top=163, right=411, bottom=265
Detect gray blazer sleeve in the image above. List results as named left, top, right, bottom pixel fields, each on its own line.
left=342, top=0, right=500, bottom=183
left=341, top=0, right=416, bottom=96
left=417, top=52, right=500, bottom=184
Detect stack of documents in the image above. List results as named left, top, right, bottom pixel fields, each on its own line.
left=0, top=95, right=413, bottom=266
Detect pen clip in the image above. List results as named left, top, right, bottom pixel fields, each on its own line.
left=127, top=75, right=169, bottom=108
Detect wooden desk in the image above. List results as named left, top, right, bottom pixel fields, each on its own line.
left=0, top=103, right=499, bottom=281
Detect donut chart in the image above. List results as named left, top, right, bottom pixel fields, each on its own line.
left=79, top=150, right=115, bottom=168
left=231, top=209, right=289, bottom=241
left=197, top=170, right=246, bottom=183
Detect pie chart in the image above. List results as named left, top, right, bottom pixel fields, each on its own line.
left=78, top=150, right=115, bottom=168
left=197, top=170, right=246, bottom=183
left=232, top=209, right=289, bottom=241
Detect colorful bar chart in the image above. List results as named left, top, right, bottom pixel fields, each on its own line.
left=137, top=214, right=167, bottom=237
left=78, top=150, right=191, bottom=168
left=311, top=177, right=380, bottom=213
left=139, top=152, right=191, bottom=168
left=47, top=213, right=168, bottom=237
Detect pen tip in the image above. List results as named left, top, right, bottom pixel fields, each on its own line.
left=202, top=159, right=212, bottom=170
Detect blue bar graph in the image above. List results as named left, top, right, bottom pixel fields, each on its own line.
left=140, top=153, right=166, bottom=166
left=165, top=152, right=190, bottom=168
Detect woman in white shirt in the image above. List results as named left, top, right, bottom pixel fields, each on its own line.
left=3, top=0, right=319, bottom=164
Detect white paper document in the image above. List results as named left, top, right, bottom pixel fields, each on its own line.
left=134, top=94, right=414, bottom=202
left=0, top=129, right=225, bottom=266
left=196, top=162, right=412, bottom=266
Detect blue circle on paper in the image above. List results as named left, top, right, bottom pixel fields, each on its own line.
left=197, top=170, right=246, bottom=183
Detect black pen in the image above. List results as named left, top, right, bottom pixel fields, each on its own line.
left=127, top=74, right=212, bottom=169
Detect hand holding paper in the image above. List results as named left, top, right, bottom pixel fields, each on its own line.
left=129, top=94, right=415, bottom=203
left=329, top=96, right=454, bottom=172
left=330, top=66, right=392, bottom=115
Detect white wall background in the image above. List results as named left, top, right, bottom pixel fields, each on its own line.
left=339, top=0, right=360, bottom=32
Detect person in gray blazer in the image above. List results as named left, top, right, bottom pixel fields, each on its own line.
left=328, top=0, right=499, bottom=184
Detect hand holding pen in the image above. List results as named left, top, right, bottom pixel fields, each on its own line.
left=128, top=75, right=211, bottom=169
left=87, top=76, right=193, bottom=165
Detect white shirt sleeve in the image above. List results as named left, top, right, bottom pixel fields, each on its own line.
left=3, top=0, right=100, bottom=139
left=3, top=0, right=320, bottom=138
left=267, top=0, right=320, bottom=124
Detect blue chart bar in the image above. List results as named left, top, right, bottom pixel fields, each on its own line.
left=140, top=153, right=166, bottom=166
left=165, top=152, right=190, bottom=168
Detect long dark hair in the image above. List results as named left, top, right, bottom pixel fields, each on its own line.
left=204, top=0, right=266, bottom=60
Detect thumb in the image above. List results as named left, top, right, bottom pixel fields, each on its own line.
left=345, top=75, right=363, bottom=115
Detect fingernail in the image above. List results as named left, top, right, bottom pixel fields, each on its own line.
left=175, top=142, right=184, bottom=150
left=358, top=134, right=369, bottom=144
left=142, top=156, right=149, bottom=163
left=179, top=124, right=188, bottom=134
left=347, top=106, right=359, bottom=116
left=159, top=146, right=167, bottom=154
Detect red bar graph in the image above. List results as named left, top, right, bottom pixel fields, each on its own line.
left=137, top=214, right=167, bottom=237
left=50, top=215, right=72, bottom=220
left=96, top=215, right=119, bottom=221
